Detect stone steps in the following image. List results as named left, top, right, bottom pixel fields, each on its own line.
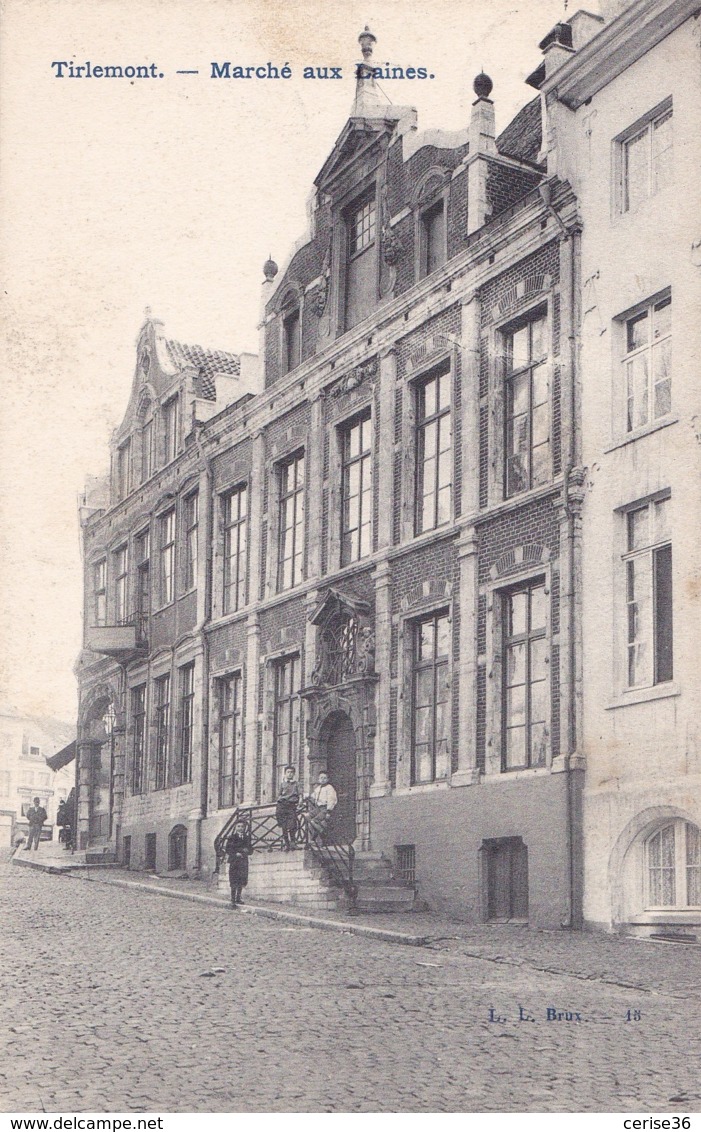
left=218, top=845, right=416, bottom=914
left=355, top=884, right=416, bottom=913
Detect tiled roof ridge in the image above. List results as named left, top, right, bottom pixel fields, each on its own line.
left=165, top=337, right=240, bottom=366
left=496, top=95, right=544, bottom=166
left=164, top=337, right=241, bottom=401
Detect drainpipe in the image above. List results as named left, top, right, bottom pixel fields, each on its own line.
left=559, top=209, right=584, bottom=931
left=567, top=225, right=584, bottom=931
left=193, top=424, right=213, bottom=875
left=543, top=170, right=584, bottom=929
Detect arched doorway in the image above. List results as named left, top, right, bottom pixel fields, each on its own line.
left=169, top=825, right=187, bottom=872
left=324, top=712, right=357, bottom=843
left=85, top=699, right=116, bottom=841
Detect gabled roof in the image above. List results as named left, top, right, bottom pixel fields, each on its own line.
left=164, top=339, right=240, bottom=401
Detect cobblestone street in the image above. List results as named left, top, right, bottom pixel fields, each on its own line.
left=2, top=862, right=700, bottom=1114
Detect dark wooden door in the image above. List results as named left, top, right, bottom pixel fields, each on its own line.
left=486, top=838, right=528, bottom=921
left=325, top=714, right=357, bottom=843
left=169, top=826, right=187, bottom=871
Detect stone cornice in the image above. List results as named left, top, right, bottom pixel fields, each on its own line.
left=541, top=0, right=698, bottom=109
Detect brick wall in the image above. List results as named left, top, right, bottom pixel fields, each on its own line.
left=477, top=496, right=559, bottom=585
left=259, top=599, right=307, bottom=659
left=486, top=162, right=541, bottom=221
left=480, top=241, right=559, bottom=326
left=212, top=438, right=252, bottom=490
left=208, top=620, right=247, bottom=672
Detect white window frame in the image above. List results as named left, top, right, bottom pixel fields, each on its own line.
left=114, top=544, right=129, bottom=625
left=277, top=451, right=305, bottom=593
left=222, top=484, right=248, bottom=613
left=93, top=559, right=107, bottom=627
left=616, top=291, right=672, bottom=437
left=619, top=493, right=673, bottom=692
left=414, top=363, right=452, bottom=535
left=183, top=492, right=199, bottom=593
left=614, top=98, right=672, bottom=216
left=159, top=509, right=176, bottom=608
left=645, top=820, right=701, bottom=911
left=340, top=410, right=373, bottom=566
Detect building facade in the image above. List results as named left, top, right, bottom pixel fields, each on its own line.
left=0, top=705, right=74, bottom=847
left=534, top=0, right=701, bottom=936
left=74, top=4, right=699, bottom=933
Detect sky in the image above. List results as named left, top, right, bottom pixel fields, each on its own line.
left=0, top=0, right=568, bottom=725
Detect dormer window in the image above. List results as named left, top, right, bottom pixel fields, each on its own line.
left=419, top=199, right=446, bottom=278
left=283, top=306, right=301, bottom=374
left=344, top=190, right=377, bottom=331
left=162, top=396, right=179, bottom=464
left=349, top=197, right=376, bottom=255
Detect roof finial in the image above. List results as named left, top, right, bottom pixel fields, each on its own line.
left=358, top=25, right=376, bottom=61
left=263, top=255, right=278, bottom=281
left=144, top=305, right=152, bottom=321
left=473, top=71, right=493, bottom=99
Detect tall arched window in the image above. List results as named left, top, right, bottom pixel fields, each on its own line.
left=646, top=821, right=701, bottom=909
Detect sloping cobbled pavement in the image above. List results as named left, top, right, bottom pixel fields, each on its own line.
left=2, top=861, right=700, bottom=1113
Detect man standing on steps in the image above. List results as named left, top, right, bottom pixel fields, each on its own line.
left=24, top=797, right=47, bottom=851
left=308, top=771, right=338, bottom=844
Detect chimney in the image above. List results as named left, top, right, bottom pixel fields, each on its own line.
left=568, top=9, right=605, bottom=48
left=351, top=26, right=389, bottom=118
left=466, top=73, right=496, bottom=236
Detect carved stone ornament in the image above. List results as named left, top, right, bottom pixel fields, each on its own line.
left=314, top=238, right=333, bottom=316
left=331, top=357, right=378, bottom=398
left=382, top=225, right=403, bottom=266
left=308, top=589, right=376, bottom=688
left=313, top=275, right=329, bottom=316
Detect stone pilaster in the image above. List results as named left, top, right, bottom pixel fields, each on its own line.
left=460, top=292, right=481, bottom=518
left=248, top=430, right=264, bottom=603
left=303, top=588, right=320, bottom=797
left=306, top=393, right=324, bottom=579
left=243, top=612, right=260, bottom=804
left=452, top=527, right=480, bottom=785
left=376, top=347, right=396, bottom=550
left=370, top=561, right=392, bottom=797
left=76, top=740, right=99, bottom=850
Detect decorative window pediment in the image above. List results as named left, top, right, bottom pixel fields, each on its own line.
left=308, top=588, right=375, bottom=687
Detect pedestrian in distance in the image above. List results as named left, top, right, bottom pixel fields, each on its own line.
left=275, top=764, right=300, bottom=851
left=226, top=830, right=251, bottom=908
left=24, top=797, right=47, bottom=851
left=307, top=771, right=338, bottom=845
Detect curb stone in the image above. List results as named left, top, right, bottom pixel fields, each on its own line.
left=62, top=869, right=432, bottom=947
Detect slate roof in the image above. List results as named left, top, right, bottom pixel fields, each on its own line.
left=497, top=96, right=543, bottom=166
left=165, top=339, right=240, bottom=401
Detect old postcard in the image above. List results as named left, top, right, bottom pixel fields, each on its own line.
left=1, top=0, right=699, bottom=1119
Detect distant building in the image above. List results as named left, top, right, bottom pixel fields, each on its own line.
left=72, top=1, right=700, bottom=934
left=0, top=706, right=74, bottom=846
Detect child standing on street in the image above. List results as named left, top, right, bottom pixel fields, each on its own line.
left=226, top=831, right=251, bottom=908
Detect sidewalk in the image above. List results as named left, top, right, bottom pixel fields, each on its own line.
left=11, top=842, right=701, bottom=999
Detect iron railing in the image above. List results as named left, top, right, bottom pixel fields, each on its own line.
left=118, top=611, right=149, bottom=645
left=214, top=801, right=357, bottom=906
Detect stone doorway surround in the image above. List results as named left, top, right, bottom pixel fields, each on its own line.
left=302, top=587, right=378, bottom=850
